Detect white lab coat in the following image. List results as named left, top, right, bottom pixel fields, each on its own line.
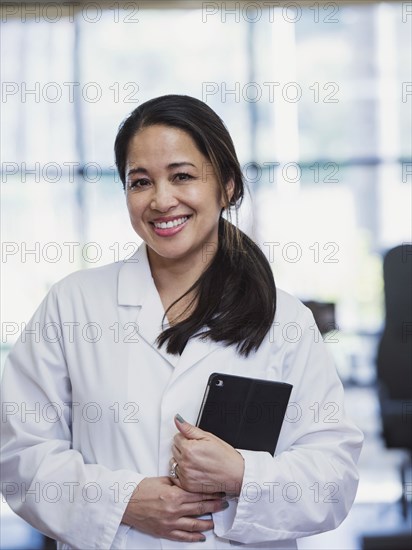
left=1, top=242, right=363, bottom=550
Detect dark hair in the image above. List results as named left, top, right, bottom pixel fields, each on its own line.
left=114, top=94, right=276, bottom=357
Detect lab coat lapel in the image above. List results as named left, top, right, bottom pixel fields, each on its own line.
left=137, top=286, right=181, bottom=368
left=117, top=243, right=179, bottom=367
left=117, top=242, right=220, bottom=374
left=169, top=331, right=220, bottom=384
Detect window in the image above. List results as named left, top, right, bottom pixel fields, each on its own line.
left=1, top=1, right=411, bottom=346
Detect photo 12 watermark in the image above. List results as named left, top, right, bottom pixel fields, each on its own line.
left=1, top=478, right=341, bottom=505
left=402, top=2, right=412, bottom=22
left=202, top=81, right=340, bottom=104
left=201, top=2, right=340, bottom=24
left=1, top=161, right=121, bottom=184
left=242, top=161, right=340, bottom=185
left=1, top=81, right=140, bottom=104
left=1, top=241, right=139, bottom=264
left=1, top=2, right=141, bottom=24
left=1, top=320, right=141, bottom=345
left=2, top=400, right=141, bottom=425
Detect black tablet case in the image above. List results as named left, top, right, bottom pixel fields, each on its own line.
left=196, top=373, right=293, bottom=455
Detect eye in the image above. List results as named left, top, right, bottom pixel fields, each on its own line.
left=173, top=172, right=194, bottom=182
left=128, top=178, right=151, bottom=190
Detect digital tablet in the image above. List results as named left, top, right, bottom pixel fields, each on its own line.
left=196, top=372, right=293, bottom=455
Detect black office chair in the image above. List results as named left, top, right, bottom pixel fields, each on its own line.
left=376, top=244, right=412, bottom=520
left=362, top=532, right=412, bottom=549
left=303, top=300, right=336, bottom=335
left=376, top=244, right=412, bottom=451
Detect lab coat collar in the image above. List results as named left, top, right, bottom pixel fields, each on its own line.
left=117, top=243, right=219, bottom=373
left=117, top=242, right=153, bottom=307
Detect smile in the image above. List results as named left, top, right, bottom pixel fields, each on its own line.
left=150, top=215, right=192, bottom=237
left=153, top=216, right=189, bottom=229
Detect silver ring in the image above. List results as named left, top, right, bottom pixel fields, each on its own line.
left=169, top=460, right=179, bottom=479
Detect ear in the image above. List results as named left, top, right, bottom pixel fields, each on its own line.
left=220, top=178, right=235, bottom=208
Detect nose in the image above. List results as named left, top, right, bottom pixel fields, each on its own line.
left=150, top=181, right=179, bottom=212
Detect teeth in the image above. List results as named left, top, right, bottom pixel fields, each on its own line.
left=154, top=216, right=188, bottom=229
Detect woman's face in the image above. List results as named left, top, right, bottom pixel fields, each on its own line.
left=125, top=124, right=232, bottom=268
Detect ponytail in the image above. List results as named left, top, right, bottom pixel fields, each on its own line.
left=156, top=217, right=276, bottom=357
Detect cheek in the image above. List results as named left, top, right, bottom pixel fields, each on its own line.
left=126, top=197, right=144, bottom=220
left=186, top=186, right=222, bottom=213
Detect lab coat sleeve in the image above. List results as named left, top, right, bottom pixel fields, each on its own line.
left=213, top=306, right=364, bottom=543
left=0, top=285, right=144, bottom=549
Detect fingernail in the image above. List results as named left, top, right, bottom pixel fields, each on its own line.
left=198, top=537, right=206, bottom=542
left=175, top=413, right=185, bottom=423
left=222, top=501, right=229, bottom=509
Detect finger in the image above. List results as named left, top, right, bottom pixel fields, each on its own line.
left=172, top=443, right=182, bottom=458
left=182, top=498, right=229, bottom=517
left=174, top=414, right=208, bottom=440
left=168, top=528, right=210, bottom=543
left=170, top=477, right=184, bottom=491
left=175, top=487, right=226, bottom=502
left=173, top=433, right=185, bottom=451
left=176, top=517, right=214, bottom=534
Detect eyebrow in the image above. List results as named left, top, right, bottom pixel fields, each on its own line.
left=126, top=162, right=196, bottom=178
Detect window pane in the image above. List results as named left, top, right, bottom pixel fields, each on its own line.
left=78, top=9, right=250, bottom=165
left=1, top=19, right=76, bottom=164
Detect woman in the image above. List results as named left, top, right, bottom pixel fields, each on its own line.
left=1, top=95, right=363, bottom=549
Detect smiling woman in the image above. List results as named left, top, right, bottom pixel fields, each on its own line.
left=124, top=124, right=231, bottom=327
left=1, top=94, right=363, bottom=550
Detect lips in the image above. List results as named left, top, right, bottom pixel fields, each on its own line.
left=152, top=216, right=190, bottom=229
left=150, top=215, right=192, bottom=237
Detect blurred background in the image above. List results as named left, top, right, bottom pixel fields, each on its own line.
left=1, top=0, right=411, bottom=548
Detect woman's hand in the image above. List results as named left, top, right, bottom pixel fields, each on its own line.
left=171, top=414, right=245, bottom=496
left=122, top=476, right=227, bottom=543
